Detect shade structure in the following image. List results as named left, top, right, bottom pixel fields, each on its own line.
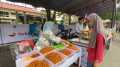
left=9, top=0, right=117, bottom=16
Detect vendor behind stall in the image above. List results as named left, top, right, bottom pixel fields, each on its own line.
left=70, top=17, right=89, bottom=39
left=75, top=17, right=84, bottom=34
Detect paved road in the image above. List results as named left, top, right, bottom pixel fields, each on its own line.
left=101, top=38, right=120, bottom=67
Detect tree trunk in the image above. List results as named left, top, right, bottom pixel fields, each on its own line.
left=46, top=9, right=51, bottom=21
left=52, top=11, right=56, bottom=21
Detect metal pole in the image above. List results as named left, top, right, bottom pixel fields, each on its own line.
left=23, top=13, right=27, bottom=24
left=0, top=25, right=3, bottom=44
left=69, top=15, right=71, bottom=25
left=111, top=0, right=117, bottom=28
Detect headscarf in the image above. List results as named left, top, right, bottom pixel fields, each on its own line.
left=87, top=13, right=105, bottom=48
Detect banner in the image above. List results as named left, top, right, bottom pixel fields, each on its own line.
left=0, top=24, right=32, bottom=44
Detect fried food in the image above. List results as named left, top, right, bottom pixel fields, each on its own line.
left=60, top=49, right=72, bottom=56
left=45, top=52, right=64, bottom=64
left=67, top=44, right=80, bottom=51
left=40, top=47, right=54, bottom=55
left=27, top=60, right=50, bottom=67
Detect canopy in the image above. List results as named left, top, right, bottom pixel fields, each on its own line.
left=9, top=0, right=117, bottom=16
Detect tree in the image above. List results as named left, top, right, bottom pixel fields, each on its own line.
left=46, top=8, right=51, bottom=21
left=100, top=11, right=112, bottom=20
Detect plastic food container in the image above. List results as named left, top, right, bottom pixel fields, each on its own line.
left=45, top=50, right=66, bottom=65
left=26, top=56, right=54, bottom=67
left=39, top=47, right=54, bottom=55
left=66, top=44, right=80, bottom=52
left=21, top=50, right=42, bottom=62
left=59, top=48, right=75, bottom=57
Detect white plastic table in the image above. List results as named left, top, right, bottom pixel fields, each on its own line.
left=16, top=47, right=82, bottom=67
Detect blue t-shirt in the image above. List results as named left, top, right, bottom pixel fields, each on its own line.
left=29, top=24, right=38, bottom=36
left=58, top=24, right=64, bottom=31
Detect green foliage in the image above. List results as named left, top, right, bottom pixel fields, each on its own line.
left=100, top=11, right=112, bottom=20
left=100, top=11, right=120, bottom=21
left=116, top=12, right=120, bottom=21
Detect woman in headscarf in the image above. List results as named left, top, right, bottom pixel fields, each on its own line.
left=86, top=13, right=106, bottom=67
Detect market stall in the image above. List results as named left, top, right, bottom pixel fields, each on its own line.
left=0, top=24, right=83, bottom=67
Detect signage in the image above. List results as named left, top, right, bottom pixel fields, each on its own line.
left=0, top=24, right=32, bottom=44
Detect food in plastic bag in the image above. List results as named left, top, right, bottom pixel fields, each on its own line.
left=45, top=52, right=64, bottom=64
left=27, top=59, right=50, bottom=67
left=59, top=48, right=73, bottom=56
left=52, top=43, right=65, bottom=50
left=35, top=35, right=50, bottom=50
left=67, top=44, right=80, bottom=52
left=40, top=47, right=54, bottom=55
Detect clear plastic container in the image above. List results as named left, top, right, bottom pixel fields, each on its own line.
left=21, top=50, right=42, bottom=62
left=25, top=56, right=54, bottom=67
left=44, top=50, right=67, bottom=66
left=39, top=47, right=55, bottom=56
left=59, top=48, right=76, bottom=57
left=66, top=44, right=81, bottom=52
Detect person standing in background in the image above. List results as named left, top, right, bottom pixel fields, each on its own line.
left=75, top=17, right=84, bottom=34
left=69, top=17, right=85, bottom=38
left=57, top=21, right=66, bottom=36
left=86, top=13, right=105, bottom=67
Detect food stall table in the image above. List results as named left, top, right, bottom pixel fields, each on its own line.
left=16, top=47, right=81, bottom=67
